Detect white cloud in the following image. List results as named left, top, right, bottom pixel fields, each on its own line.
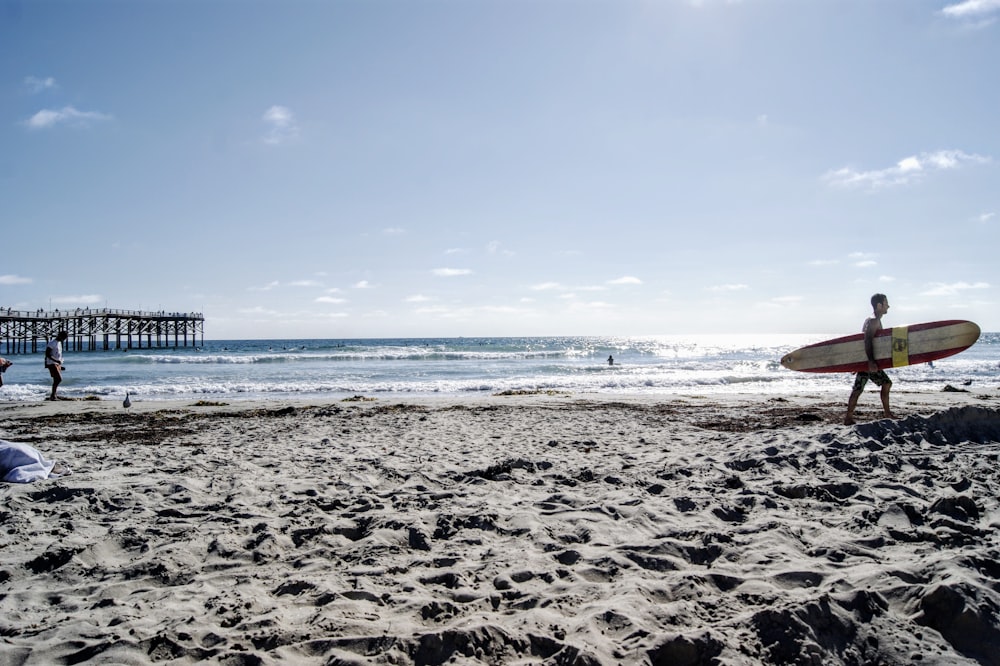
left=941, top=0, right=1000, bottom=19
left=568, top=300, right=614, bottom=310
left=415, top=305, right=453, bottom=316
left=977, top=212, right=995, bottom=223
left=353, top=280, right=374, bottom=288
left=262, top=105, right=299, bottom=145
left=530, top=282, right=564, bottom=291
left=432, top=268, right=472, bottom=277
left=383, top=227, right=405, bottom=235
left=480, top=305, right=526, bottom=315
left=24, top=76, right=56, bottom=93
left=756, top=296, right=802, bottom=309
left=249, top=281, right=280, bottom=291
left=921, top=281, right=990, bottom=297
left=26, top=106, right=112, bottom=129
left=486, top=240, right=514, bottom=256
left=52, top=294, right=102, bottom=306
left=879, top=275, right=896, bottom=282
left=406, top=294, right=432, bottom=303
left=0, top=274, right=32, bottom=285
left=608, top=276, right=643, bottom=285
left=288, top=280, right=322, bottom=287
left=708, top=283, right=749, bottom=292
left=850, top=252, right=878, bottom=268
left=315, top=296, right=347, bottom=304
left=823, top=150, right=991, bottom=190
left=239, top=306, right=280, bottom=316
left=444, top=247, right=468, bottom=255
left=809, top=259, right=840, bottom=267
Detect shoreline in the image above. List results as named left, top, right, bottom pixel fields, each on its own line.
left=2, top=384, right=996, bottom=416
left=4, top=382, right=997, bottom=404
left=2, top=390, right=999, bottom=664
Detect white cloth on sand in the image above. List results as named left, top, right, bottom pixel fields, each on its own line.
left=0, top=440, right=68, bottom=483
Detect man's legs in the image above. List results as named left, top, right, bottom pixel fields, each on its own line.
left=48, top=365, right=62, bottom=400
left=846, top=372, right=895, bottom=425
left=844, top=389, right=862, bottom=425
left=880, top=382, right=895, bottom=419
left=845, top=373, right=867, bottom=425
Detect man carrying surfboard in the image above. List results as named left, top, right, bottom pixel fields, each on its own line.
left=844, top=294, right=897, bottom=425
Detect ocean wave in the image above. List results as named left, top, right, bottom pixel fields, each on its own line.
left=123, top=350, right=582, bottom=365
left=2, top=333, right=993, bottom=402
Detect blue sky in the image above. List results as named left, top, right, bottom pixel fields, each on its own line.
left=2, top=0, right=997, bottom=339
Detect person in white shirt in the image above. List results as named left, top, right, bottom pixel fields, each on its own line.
left=45, top=330, right=69, bottom=401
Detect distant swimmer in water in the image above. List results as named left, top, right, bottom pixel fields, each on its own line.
left=608, top=355, right=614, bottom=366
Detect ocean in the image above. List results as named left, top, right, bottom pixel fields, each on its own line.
left=1, top=333, right=998, bottom=402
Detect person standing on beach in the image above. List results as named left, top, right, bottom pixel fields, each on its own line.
left=844, top=294, right=896, bottom=425
left=0, top=357, right=11, bottom=387
left=45, top=330, right=69, bottom=401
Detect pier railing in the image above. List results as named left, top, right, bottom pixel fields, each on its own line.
left=0, top=308, right=204, bottom=354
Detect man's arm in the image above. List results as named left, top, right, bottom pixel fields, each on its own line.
left=863, top=318, right=879, bottom=370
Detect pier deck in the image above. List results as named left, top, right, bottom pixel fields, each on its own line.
left=0, top=309, right=204, bottom=355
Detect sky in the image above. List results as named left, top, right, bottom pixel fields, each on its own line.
left=2, top=0, right=998, bottom=340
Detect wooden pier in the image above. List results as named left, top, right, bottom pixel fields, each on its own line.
left=0, top=308, right=204, bottom=355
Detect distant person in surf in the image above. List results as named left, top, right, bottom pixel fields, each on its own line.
left=45, top=330, right=69, bottom=401
left=608, top=355, right=614, bottom=366
left=844, top=294, right=896, bottom=425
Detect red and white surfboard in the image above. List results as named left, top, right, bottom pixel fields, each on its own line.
left=780, top=320, right=981, bottom=374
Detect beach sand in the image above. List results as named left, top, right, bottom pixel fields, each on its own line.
left=2, top=389, right=1000, bottom=665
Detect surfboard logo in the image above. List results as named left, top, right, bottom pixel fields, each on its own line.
left=891, top=327, right=909, bottom=368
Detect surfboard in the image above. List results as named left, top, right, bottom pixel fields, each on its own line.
left=780, top=320, right=980, bottom=374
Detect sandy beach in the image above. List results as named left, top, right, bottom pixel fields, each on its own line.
left=2, top=388, right=999, bottom=665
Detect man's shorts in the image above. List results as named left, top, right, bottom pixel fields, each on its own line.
left=853, top=370, right=892, bottom=392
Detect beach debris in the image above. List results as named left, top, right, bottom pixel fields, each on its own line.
left=343, top=395, right=377, bottom=402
